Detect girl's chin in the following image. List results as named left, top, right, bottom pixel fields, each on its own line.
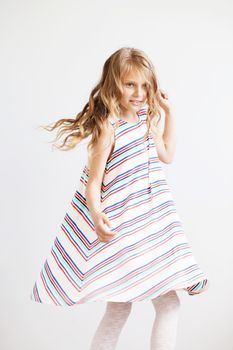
left=129, top=105, right=143, bottom=112
left=120, top=103, right=145, bottom=114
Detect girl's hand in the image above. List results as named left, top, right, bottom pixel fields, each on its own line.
left=155, top=88, right=171, bottom=113
left=93, top=212, right=118, bottom=243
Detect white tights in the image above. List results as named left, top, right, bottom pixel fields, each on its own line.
left=150, top=290, right=181, bottom=350
left=89, top=290, right=181, bottom=350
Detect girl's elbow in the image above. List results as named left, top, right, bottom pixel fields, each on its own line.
left=158, top=149, right=174, bottom=164
left=161, top=155, right=173, bottom=164
left=86, top=179, right=101, bottom=195
left=164, top=151, right=175, bottom=164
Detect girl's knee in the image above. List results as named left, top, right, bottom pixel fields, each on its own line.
left=151, top=290, right=181, bottom=313
left=106, top=301, right=132, bottom=316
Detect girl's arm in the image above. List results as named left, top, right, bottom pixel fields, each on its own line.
left=85, top=120, right=115, bottom=225
left=153, top=108, right=176, bottom=164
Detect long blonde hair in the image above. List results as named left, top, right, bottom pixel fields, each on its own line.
left=41, top=47, right=162, bottom=152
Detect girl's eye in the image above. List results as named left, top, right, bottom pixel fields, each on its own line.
left=126, top=83, right=148, bottom=88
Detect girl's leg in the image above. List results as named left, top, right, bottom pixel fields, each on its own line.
left=150, top=290, right=181, bottom=350
left=89, top=301, right=132, bottom=350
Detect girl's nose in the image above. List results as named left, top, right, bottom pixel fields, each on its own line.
left=134, top=86, right=143, bottom=97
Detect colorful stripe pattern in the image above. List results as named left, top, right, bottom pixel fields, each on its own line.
left=30, top=108, right=209, bottom=306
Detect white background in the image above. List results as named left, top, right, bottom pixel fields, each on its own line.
left=1, top=0, right=233, bottom=349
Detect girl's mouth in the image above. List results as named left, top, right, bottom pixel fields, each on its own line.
left=130, top=100, right=142, bottom=105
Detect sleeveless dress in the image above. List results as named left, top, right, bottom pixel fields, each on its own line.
left=30, top=107, right=209, bottom=306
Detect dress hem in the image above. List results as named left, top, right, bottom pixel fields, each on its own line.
left=30, top=276, right=209, bottom=307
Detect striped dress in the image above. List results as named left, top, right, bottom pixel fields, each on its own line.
left=30, top=107, right=209, bottom=306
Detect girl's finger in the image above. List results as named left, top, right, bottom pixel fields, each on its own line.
left=105, top=218, right=112, bottom=227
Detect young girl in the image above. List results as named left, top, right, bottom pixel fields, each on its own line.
left=30, top=47, right=209, bottom=350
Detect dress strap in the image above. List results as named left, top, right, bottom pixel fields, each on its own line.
left=108, top=115, right=121, bottom=130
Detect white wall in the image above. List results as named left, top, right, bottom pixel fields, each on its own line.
left=1, top=0, right=233, bottom=349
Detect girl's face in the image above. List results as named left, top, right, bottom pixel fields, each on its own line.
left=119, top=70, right=148, bottom=118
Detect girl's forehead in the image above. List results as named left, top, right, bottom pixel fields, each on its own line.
left=122, top=68, right=149, bottom=83
left=124, top=72, right=146, bottom=82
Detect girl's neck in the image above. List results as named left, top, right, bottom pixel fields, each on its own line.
left=119, top=109, right=139, bottom=122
